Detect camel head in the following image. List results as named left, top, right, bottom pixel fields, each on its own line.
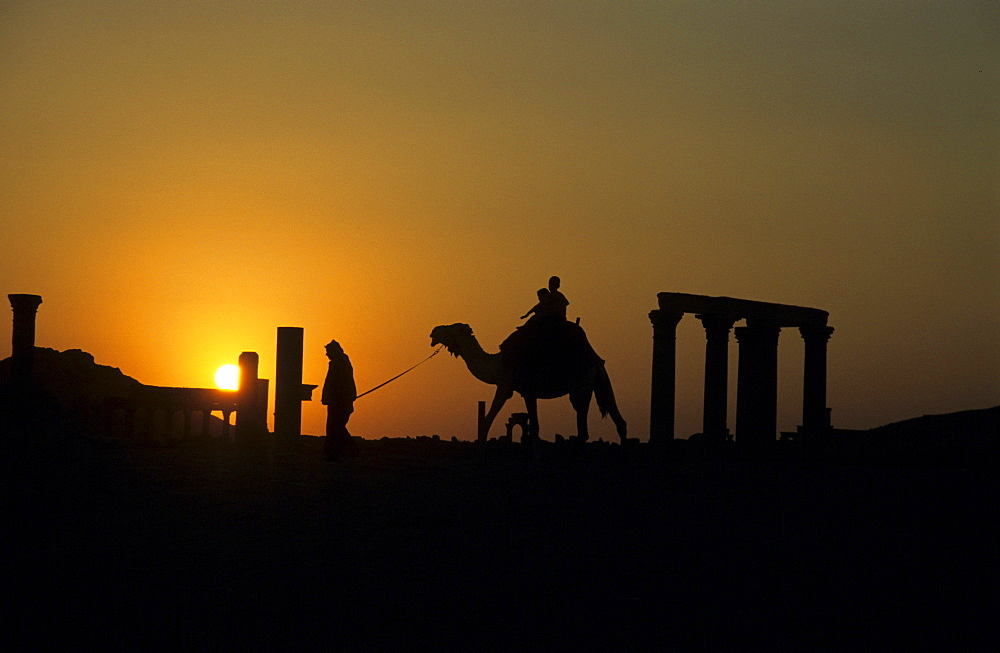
left=430, top=323, right=474, bottom=356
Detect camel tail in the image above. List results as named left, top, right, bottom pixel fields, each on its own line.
left=594, top=364, right=612, bottom=418
left=594, top=363, right=628, bottom=441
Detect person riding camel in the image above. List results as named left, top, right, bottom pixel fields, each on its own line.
left=520, top=288, right=551, bottom=325
left=519, top=277, right=568, bottom=324
left=545, top=276, right=569, bottom=321
left=502, top=276, right=584, bottom=387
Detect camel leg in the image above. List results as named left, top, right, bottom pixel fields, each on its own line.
left=479, top=386, right=512, bottom=442
left=570, top=390, right=592, bottom=442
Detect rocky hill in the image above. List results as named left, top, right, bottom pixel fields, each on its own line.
left=0, top=347, right=233, bottom=438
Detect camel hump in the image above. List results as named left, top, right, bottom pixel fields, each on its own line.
left=499, top=319, right=602, bottom=384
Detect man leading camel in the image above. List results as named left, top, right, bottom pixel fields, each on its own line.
left=322, top=339, right=356, bottom=461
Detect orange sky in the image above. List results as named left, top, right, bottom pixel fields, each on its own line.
left=2, top=1, right=997, bottom=439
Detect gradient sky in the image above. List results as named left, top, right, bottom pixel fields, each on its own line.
left=2, top=1, right=997, bottom=440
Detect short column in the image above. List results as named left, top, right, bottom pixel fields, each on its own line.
left=697, top=314, right=736, bottom=441
left=236, top=351, right=261, bottom=446
left=799, top=325, right=834, bottom=433
left=734, top=321, right=781, bottom=448
left=649, top=309, right=684, bottom=444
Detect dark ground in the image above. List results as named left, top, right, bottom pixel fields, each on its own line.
left=3, top=433, right=998, bottom=651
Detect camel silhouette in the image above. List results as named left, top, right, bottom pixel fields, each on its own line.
left=429, top=323, right=627, bottom=443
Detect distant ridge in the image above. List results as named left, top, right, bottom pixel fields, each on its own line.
left=855, top=405, right=1000, bottom=466
left=870, top=405, right=999, bottom=439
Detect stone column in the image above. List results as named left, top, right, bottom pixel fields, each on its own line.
left=8, top=294, right=43, bottom=394
left=799, top=325, right=834, bottom=433
left=236, top=351, right=261, bottom=445
left=697, top=314, right=735, bottom=441
left=649, top=309, right=684, bottom=443
left=274, top=327, right=305, bottom=442
left=734, top=321, right=781, bottom=447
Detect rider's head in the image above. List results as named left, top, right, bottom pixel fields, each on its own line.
left=548, top=276, right=560, bottom=291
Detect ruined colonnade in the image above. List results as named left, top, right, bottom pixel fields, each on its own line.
left=650, top=292, right=834, bottom=446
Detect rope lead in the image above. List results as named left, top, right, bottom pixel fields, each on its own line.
left=355, top=346, right=443, bottom=399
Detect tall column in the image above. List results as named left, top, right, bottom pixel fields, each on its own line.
left=734, top=321, right=781, bottom=448
left=274, top=327, right=305, bottom=441
left=8, top=294, right=43, bottom=394
left=799, top=325, right=834, bottom=433
left=649, top=309, right=684, bottom=444
left=697, top=314, right=735, bottom=441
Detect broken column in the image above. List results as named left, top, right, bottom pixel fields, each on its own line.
left=799, top=325, right=835, bottom=434
left=236, top=351, right=265, bottom=445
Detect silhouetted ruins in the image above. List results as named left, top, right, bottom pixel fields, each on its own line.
left=3, top=293, right=289, bottom=443
left=7, top=290, right=849, bottom=451
left=650, top=292, right=834, bottom=446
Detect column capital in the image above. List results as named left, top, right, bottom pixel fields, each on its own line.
left=799, top=324, right=834, bottom=342
left=9, top=294, right=42, bottom=313
left=696, top=313, right=737, bottom=334
left=649, top=309, right=684, bottom=329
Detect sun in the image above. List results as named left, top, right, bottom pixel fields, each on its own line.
left=214, top=364, right=240, bottom=391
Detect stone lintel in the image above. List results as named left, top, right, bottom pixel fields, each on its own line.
left=658, top=292, right=827, bottom=327
left=134, top=386, right=238, bottom=409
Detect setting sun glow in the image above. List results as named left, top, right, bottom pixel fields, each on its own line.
left=214, top=364, right=239, bottom=391
left=1, top=3, right=995, bottom=439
